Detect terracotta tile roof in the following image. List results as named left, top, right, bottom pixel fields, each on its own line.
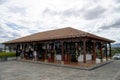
left=3, top=27, right=115, bottom=44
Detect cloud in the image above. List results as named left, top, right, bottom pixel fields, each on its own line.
left=116, top=0, right=120, bottom=3
left=5, top=22, right=25, bottom=30
left=0, top=0, right=120, bottom=43
left=43, top=8, right=82, bottom=17
left=83, top=6, right=106, bottom=20
left=100, top=19, right=120, bottom=30
left=0, top=0, right=8, bottom=4
left=8, top=6, right=26, bottom=15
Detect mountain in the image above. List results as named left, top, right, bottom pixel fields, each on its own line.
left=112, top=43, right=120, bottom=48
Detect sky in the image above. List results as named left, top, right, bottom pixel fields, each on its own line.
left=0, top=0, right=120, bottom=43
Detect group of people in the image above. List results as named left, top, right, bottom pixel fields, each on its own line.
left=16, top=48, right=37, bottom=61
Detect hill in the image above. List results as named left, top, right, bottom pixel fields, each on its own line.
left=112, top=43, right=120, bottom=48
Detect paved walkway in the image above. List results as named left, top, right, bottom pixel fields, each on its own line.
left=0, top=60, right=119, bottom=80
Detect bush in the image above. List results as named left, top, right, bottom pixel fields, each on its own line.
left=0, top=52, right=16, bottom=58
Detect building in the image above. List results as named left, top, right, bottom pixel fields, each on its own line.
left=2, top=27, right=115, bottom=65
left=0, top=44, right=4, bottom=52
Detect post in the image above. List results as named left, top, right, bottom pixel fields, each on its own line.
left=83, top=38, right=86, bottom=63
left=100, top=42, right=103, bottom=62
left=105, top=43, right=108, bottom=60
left=93, top=41, right=96, bottom=62
left=44, top=43, right=47, bottom=62
left=109, top=43, right=112, bottom=59
left=61, top=41, right=64, bottom=64
left=23, top=44, right=25, bottom=51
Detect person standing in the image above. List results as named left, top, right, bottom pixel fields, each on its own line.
left=33, top=50, right=37, bottom=61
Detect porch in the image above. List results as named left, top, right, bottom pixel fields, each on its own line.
left=3, top=27, right=114, bottom=67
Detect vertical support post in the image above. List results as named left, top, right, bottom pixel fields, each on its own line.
left=23, top=44, right=25, bottom=51
left=93, top=41, right=96, bottom=62
left=44, top=42, right=47, bottom=62
left=105, top=43, right=108, bottom=60
left=75, top=42, right=79, bottom=62
left=21, top=44, right=23, bottom=51
left=15, top=44, right=18, bottom=60
left=109, top=43, right=112, bottom=59
left=16, top=44, right=18, bottom=52
left=32, top=43, right=34, bottom=50
left=100, top=42, right=103, bottom=62
left=83, top=38, right=86, bottom=63
left=61, top=41, right=64, bottom=64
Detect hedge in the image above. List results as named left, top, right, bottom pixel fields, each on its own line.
left=0, top=52, right=16, bottom=58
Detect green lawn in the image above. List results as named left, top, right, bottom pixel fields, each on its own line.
left=0, top=52, right=16, bottom=58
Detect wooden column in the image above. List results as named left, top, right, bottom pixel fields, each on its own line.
left=105, top=43, right=108, bottom=60
left=16, top=44, right=19, bottom=51
left=32, top=43, right=35, bottom=51
left=23, top=44, right=25, bottom=51
left=83, top=38, right=86, bottom=63
left=76, top=42, right=79, bottom=62
left=44, top=43, right=47, bottom=62
left=100, top=42, right=103, bottom=62
left=109, top=43, right=112, bottom=59
left=93, top=41, right=96, bottom=62
left=61, top=41, right=64, bottom=64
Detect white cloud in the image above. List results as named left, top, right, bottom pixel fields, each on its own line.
left=0, top=0, right=120, bottom=43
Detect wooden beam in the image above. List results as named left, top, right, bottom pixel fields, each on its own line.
left=83, top=38, right=86, bottom=63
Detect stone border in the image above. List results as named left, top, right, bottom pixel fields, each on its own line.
left=0, top=57, right=16, bottom=62
left=88, top=60, right=114, bottom=71
left=17, top=59, right=114, bottom=70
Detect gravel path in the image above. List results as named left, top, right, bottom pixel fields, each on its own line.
left=0, top=60, right=119, bottom=80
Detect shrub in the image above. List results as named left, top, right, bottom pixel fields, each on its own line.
left=0, top=52, right=16, bottom=58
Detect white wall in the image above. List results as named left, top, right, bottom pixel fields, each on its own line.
left=55, top=54, right=92, bottom=62
left=56, top=54, right=61, bottom=60
left=78, top=54, right=92, bottom=62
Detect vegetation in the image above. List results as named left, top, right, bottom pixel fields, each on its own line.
left=0, top=52, right=16, bottom=58
left=111, top=48, right=120, bottom=56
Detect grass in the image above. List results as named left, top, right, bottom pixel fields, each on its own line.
left=0, top=52, right=16, bottom=58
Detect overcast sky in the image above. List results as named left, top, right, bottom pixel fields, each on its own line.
left=0, top=0, right=120, bottom=43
